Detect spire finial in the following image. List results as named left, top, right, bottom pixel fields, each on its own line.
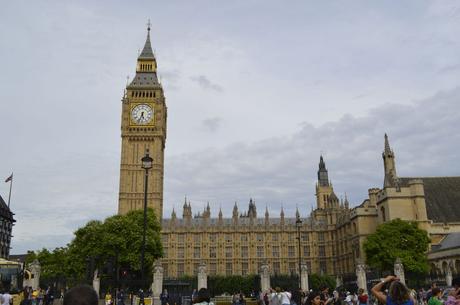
left=147, top=19, right=151, bottom=32
left=384, top=133, right=391, bottom=153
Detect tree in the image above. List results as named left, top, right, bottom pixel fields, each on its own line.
left=67, top=208, right=163, bottom=279
left=363, top=219, right=430, bottom=275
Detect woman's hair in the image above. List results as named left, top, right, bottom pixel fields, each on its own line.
left=388, top=281, right=410, bottom=305
left=431, top=288, right=441, bottom=297
left=193, top=288, right=211, bottom=304
left=306, top=291, right=321, bottom=305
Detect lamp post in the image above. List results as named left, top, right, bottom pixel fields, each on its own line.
left=296, top=216, right=302, bottom=290
left=141, top=150, right=153, bottom=289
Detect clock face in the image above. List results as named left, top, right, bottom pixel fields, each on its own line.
left=131, top=104, right=154, bottom=125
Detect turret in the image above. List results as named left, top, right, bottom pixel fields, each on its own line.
left=280, top=206, right=285, bottom=226
left=383, top=134, right=399, bottom=188
left=318, top=156, right=329, bottom=187
left=232, top=202, right=239, bottom=225
left=248, top=198, right=257, bottom=218
left=265, top=206, right=269, bottom=225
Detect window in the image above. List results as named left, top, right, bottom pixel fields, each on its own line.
left=177, top=263, right=184, bottom=276
left=381, top=207, right=386, bottom=222
left=194, top=247, right=200, bottom=258
left=288, top=246, right=295, bottom=257
left=210, top=263, right=217, bottom=275
left=226, top=247, right=233, bottom=258
left=273, top=262, right=280, bottom=274
left=193, top=263, right=199, bottom=275
left=257, top=246, right=264, bottom=258
left=303, top=246, right=310, bottom=256
left=194, top=235, right=201, bottom=243
left=272, top=234, right=279, bottom=242
left=301, top=232, right=309, bottom=242
left=178, top=234, right=185, bottom=243
left=319, top=261, right=327, bottom=274
left=242, top=262, right=249, bottom=275
left=288, top=234, right=294, bottom=242
left=225, top=234, right=233, bottom=242
left=209, top=247, right=217, bottom=258
left=162, top=263, right=168, bottom=278
left=161, top=235, right=168, bottom=243
left=241, top=246, right=248, bottom=258
left=318, top=232, right=325, bottom=242
left=209, top=234, right=217, bottom=242
left=272, top=246, right=280, bottom=257
left=289, top=262, right=296, bottom=275
left=241, top=234, right=248, bottom=242
left=226, top=263, right=233, bottom=275
left=163, top=248, right=168, bottom=258
left=319, top=246, right=325, bottom=257
left=177, top=247, right=185, bottom=259
left=257, top=233, right=264, bottom=242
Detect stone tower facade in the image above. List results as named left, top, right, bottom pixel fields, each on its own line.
left=118, top=25, right=167, bottom=217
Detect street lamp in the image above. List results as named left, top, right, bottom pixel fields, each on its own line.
left=296, top=216, right=303, bottom=291
left=141, top=150, right=153, bottom=289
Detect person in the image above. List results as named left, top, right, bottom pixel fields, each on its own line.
left=20, top=291, right=32, bottom=305
left=427, top=288, right=442, bottom=305
left=444, top=288, right=460, bottom=305
left=63, top=285, right=98, bottom=305
left=192, top=289, right=197, bottom=302
left=305, top=291, right=321, bottom=305
left=2, top=291, right=11, bottom=305
left=160, top=289, right=169, bottom=305
left=105, top=291, right=113, bottom=305
left=271, top=288, right=291, bottom=305
left=192, top=288, right=214, bottom=305
left=358, top=289, right=368, bottom=305
left=320, top=287, right=332, bottom=305
left=117, top=289, right=125, bottom=305
left=425, top=283, right=437, bottom=304
left=371, top=275, right=415, bottom=305
left=332, top=291, right=341, bottom=305
left=138, top=290, right=145, bottom=305
left=345, top=292, right=354, bottom=305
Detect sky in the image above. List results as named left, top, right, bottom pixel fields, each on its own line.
left=1, top=0, right=460, bottom=254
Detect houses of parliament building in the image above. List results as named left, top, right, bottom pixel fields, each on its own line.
left=118, top=26, right=460, bottom=279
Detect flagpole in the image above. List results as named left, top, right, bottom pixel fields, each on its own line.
left=7, top=175, right=12, bottom=208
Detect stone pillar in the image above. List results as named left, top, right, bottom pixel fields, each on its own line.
left=446, top=262, right=453, bottom=287
left=260, top=263, right=271, bottom=292
left=300, top=264, right=309, bottom=292
left=335, top=276, right=342, bottom=288
left=198, top=263, right=207, bottom=289
left=152, top=261, right=164, bottom=305
left=29, top=260, right=41, bottom=290
left=394, top=258, right=405, bottom=284
left=93, top=269, right=100, bottom=297
left=355, top=260, right=367, bottom=293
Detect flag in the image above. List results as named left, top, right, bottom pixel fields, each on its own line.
left=5, top=173, right=12, bottom=183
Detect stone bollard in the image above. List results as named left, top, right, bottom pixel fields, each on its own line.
left=260, top=263, right=270, bottom=292
left=301, top=264, right=309, bottom=292
left=355, top=259, right=367, bottom=293
left=394, top=258, right=405, bottom=284
left=198, top=263, right=207, bottom=289
left=152, top=261, right=164, bottom=305
left=29, top=260, right=41, bottom=291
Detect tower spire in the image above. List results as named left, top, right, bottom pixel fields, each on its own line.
left=318, top=155, right=330, bottom=187
left=382, top=133, right=398, bottom=188
left=384, top=133, right=391, bottom=154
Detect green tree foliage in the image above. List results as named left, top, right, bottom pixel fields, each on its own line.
left=27, top=209, right=162, bottom=282
left=309, top=274, right=336, bottom=291
left=364, top=219, right=430, bottom=274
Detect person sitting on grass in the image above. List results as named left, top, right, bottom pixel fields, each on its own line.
left=371, top=275, right=415, bottom=305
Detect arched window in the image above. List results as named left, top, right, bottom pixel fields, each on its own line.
left=381, top=206, right=386, bottom=222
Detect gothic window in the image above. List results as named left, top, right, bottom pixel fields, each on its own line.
left=209, top=234, right=216, bottom=242
left=241, top=246, right=248, bottom=258
left=303, top=246, right=310, bottom=256
left=242, top=262, right=249, bottom=275
left=194, top=247, right=200, bottom=258
left=257, top=246, right=264, bottom=258
left=193, top=263, right=199, bottom=275
left=318, top=232, right=325, bottom=242
left=209, top=247, right=217, bottom=258
left=272, top=246, right=280, bottom=257
left=178, top=234, right=185, bottom=243
left=177, top=263, right=184, bottom=276
left=289, top=262, right=296, bottom=275
left=319, top=246, right=325, bottom=257
left=177, top=247, right=184, bottom=259
left=273, top=262, right=280, bottom=274
left=194, top=234, right=201, bottom=243
left=272, top=234, right=279, bottom=242
left=241, top=234, right=248, bottom=242
left=161, top=234, right=168, bottom=244
left=288, top=246, right=295, bottom=257
left=210, top=263, right=217, bottom=275
left=225, top=246, right=233, bottom=258
left=301, top=232, right=309, bottom=242
left=226, top=263, right=233, bottom=275
left=256, top=233, right=264, bottom=242
left=225, top=234, right=232, bottom=242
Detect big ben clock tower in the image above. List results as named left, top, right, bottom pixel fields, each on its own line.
left=118, top=24, right=167, bottom=218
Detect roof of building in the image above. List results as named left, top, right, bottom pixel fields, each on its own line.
left=430, top=232, right=460, bottom=252
left=128, top=72, right=161, bottom=89
left=0, top=195, right=14, bottom=221
left=138, top=29, right=155, bottom=60
left=400, top=177, right=460, bottom=223
left=9, top=254, right=27, bottom=263
left=162, top=216, right=328, bottom=229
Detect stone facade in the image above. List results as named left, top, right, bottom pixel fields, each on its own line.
left=118, top=28, right=460, bottom=279
left=0, top=195, right=14, bottom=259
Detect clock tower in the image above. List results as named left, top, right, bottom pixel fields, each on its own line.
left=118, top=24, right=167, bottom=218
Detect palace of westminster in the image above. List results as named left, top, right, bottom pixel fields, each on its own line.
left=117, top=26, right=460, bottom=279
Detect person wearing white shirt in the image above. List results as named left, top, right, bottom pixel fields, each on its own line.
left=2, top=291, right=11, bottom=305
left=270, top=287, right=291, bottom=305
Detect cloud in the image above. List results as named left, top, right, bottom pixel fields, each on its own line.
left=164, top=87, right=460, bottom=219
left=202, top=117, right=222, bottom=132
left=190, top=75, right=223, bottom=92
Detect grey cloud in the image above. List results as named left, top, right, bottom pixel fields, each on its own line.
left=164, top=87, right=460, bottom=218
left=202, top=117, right=222, bottom=132
left=190, top=75, right=223, bottom=92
